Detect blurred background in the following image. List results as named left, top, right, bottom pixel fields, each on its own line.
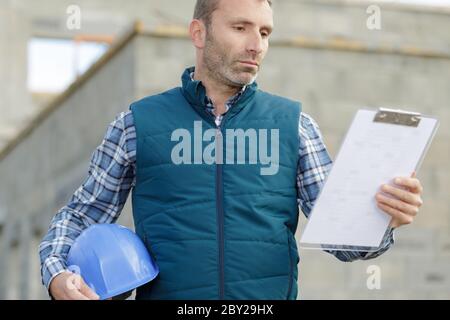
left=0, top=0, right=449, bottom=299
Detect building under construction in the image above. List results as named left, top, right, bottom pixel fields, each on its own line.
left=0, top=0, right=449, bottom=299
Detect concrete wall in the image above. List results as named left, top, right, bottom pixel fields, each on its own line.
left=274, top=0, right=450, bottom=53
left=7, top=0, right=450, bottom=50
left=0, top=36, right=137, bottom=299
left=0, top=5, right=34, bottom=150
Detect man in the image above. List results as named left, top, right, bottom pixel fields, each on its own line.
left=39, top=0, right=424, bottom=300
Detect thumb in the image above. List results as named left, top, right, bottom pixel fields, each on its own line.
left=79, top=279, right=100, bottom=300
left=411, top=171, right=417, bottom=178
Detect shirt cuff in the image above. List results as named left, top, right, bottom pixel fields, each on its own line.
left=380, top=226, right=395, bottom=248
left=362, top=226, right=395, bottom=259
left=41, top=257, right=69, bottom=290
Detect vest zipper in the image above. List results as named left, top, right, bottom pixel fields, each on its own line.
left=215, top=124, right=225, bottom=300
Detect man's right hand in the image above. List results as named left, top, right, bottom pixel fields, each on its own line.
left=49, top=271, right=100, bottom=300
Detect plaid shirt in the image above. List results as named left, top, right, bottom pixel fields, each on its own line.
left=39, top=82, right=395, bottom=290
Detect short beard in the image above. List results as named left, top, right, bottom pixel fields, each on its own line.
left=203, top=28, right=258, bottom=88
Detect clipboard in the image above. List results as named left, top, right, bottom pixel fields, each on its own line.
left=299, top=108, right=439, bottom=252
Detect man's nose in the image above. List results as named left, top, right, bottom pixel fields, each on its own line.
left=246, top=32, right=264, bottom=56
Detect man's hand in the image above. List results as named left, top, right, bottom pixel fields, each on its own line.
left=49, top=271, right=100, bottom=300
left=375, top=171, right=424, bottom=228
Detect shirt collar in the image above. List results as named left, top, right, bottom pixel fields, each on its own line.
left=189, top=72, right=247, bottom=108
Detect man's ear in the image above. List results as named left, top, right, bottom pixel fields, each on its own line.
left=190, top=19, right=206, bottom=49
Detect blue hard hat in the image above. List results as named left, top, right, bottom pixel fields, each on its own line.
left=67, top=224, right=159, bottom=300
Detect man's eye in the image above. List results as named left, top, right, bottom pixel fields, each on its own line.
left=234, top=26, right=245, bottom=31
left=261, top=32, right=269, bottom=38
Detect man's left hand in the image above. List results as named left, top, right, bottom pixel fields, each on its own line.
left=375, top=172, right=424, bottom=228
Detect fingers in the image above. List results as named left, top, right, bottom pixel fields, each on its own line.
left=65, top=288, right=91, bottom=300
left=65, top=273, right=99, bottom=300
left=376, top=202, right=414, bottom=226
left=375, top=192, right=419, bottom=217
left=376, top=172, right=424, bottom=227
left=380, top=184, right=423, bottom=208
left=393, top=175, right=423, bottom=194
left=79, top=279, right=100, bottom=300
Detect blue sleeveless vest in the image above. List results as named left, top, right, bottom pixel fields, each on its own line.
left=131, top=67, right=301, bottom=300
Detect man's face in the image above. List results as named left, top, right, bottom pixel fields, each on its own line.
left=203, top=0, right=273, bottom=87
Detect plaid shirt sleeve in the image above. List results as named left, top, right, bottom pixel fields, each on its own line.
left=38, top=111, right=136, bottom=289
left=297, top=112, right=395, bottom=262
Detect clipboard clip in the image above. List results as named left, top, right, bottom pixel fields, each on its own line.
left=373, top=108, right=422, bottom=127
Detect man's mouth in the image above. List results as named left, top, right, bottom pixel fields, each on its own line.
left=239, top=60, right=259, bottom=67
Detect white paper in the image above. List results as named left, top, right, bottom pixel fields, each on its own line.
left=300, top=109, right=439, bottom=250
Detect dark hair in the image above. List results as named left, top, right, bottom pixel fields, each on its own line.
left=193, top=0, right=272, bottom=27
